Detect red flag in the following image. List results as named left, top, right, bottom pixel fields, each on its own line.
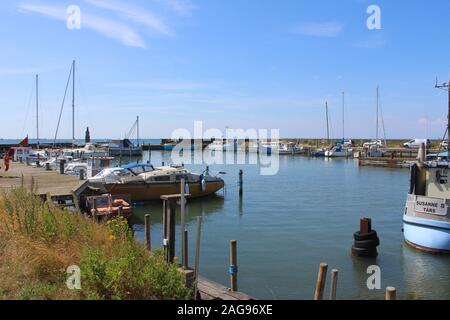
left=19, top=136, right=29, bottom=147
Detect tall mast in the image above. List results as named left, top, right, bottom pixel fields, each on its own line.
left=36, top=74, right=40, bottom=150
left=136, top=116, right=140, bottom=146
left=376, top=86, right=379, bottom=142
left=435, top=78, right=450, bottom=155
left=342, top=91, right=345, bottom=141
left=325, top=101, right=330, bottom=145
left=72, top=60, right=75, bottom=148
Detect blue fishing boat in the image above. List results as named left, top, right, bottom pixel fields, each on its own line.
left=403, top=81, right=450, bottom=253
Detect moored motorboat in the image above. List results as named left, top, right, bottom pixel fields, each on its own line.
left=100, top=166, right=225, bottom=201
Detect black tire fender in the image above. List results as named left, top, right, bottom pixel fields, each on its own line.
left=353, top=230, right=378, bottom=241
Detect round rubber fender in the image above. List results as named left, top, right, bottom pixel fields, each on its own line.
left=351, top=246, right=378, bottom=257
left=353, top=238, right=380, bottom=249
left=353, top=230, right=378, bottom=241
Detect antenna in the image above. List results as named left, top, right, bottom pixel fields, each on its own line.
left=435, top=78, right=450, bottom=154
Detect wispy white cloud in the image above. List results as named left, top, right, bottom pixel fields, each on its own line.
left=161, top=0, right=195, bottom=16
left=108, top=81, right=211, bottom=91
left=291, top=22, right=343, bottom=38
left=84, top=0, right=172, bottom=36
left=18, top=3, right=146, bottom=48
left=352, top=34, right=387, bottom=49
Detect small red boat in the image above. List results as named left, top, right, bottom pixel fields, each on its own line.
left=86, top=194, right=133, bottom=220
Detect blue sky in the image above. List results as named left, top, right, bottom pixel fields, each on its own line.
left=1, top=0, right=450, bottom=139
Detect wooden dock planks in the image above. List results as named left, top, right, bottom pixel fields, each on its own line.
left=197, top=276, right=254, bottom=300
left=0, top=162, right=88, bottom=198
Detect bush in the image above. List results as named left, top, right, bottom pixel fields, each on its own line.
left=0, top=189, right=192, bottom=300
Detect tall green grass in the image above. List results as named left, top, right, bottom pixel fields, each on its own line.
left=0, top=188, right=191, bottom=300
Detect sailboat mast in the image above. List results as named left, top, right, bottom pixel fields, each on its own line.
left=36, top=74, right=40, bottom=150
left=136, top=116, right=140, bottom=147
left=325, top=101, right=330, bottom=144
left=72, top=60, right=75, bottom=148
left=448, top=79, right=450, bottom=151
left=376, top=87, right=379, bottom=142
left=342, top=92, right=345, bottom=141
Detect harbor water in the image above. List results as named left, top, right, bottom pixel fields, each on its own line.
left=130, top=150, right=450, bottom=300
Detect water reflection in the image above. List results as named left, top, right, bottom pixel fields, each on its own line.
left=130, top=195, right=225, bottom=226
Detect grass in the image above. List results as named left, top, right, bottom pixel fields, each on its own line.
left=0, top=188, right=192, bottom=300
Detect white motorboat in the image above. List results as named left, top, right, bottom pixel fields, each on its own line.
left=89, top=162, right=155, bottom=186
left=62, top=143, right=109, bottom=160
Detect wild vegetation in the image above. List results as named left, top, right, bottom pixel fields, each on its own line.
left=0, top=188, right=191, bottom=300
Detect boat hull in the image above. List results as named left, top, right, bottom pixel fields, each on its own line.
left=404, top=194, right=450, bottom=253
left=403, top=215, right=450, bottom=253
left=103, top=180, right=225, bottom=201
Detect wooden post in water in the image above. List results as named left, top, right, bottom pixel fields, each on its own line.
left=194, top=216, right=202, bottom=299
left=329, top=269, right=338, bottom=300
left=239, top=170, right=243, bottom=197
left=386, top=287, right=396, bottom=300
left=180, top=178, right=186, bottom=267
left=167, top=200, right=176, bottom=263
left=145, top=214, right=151, bottom=251
left=183, top=229, right=189, bottom=268
left=314, top=263, right=328, bottom=300
left=229, top=240, right=238, bottom=291
left=162, top=200, right=168, bottom=260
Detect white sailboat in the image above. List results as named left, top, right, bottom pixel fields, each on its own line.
left=325, top=92, right=350, bottom=158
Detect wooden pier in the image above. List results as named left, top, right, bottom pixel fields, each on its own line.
left=197, top=276, right=254, bottom=300
left=0, top=162, right=89, bottom=202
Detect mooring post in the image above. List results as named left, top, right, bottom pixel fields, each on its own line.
left=59, top=160, right=66, bottom=174
left=79, top=169, right=85, bottom=180
left=386, top=287, right=396, bottom=300
left=167, top=200, right=176, bottom=263
left=183, top=229, right=189, bottom=269
left=360, top=217, right=372, bottom=233
left=314, top=263, right=328, bottom=300
left=162, top=200, right=168, bottom=261
left=239, top=170, right=243, bottom=196
left=330, top=269, right=338, bottom=300
left=91, top=209, right=98, bottom=223
left=45, top=162, right=51, bottom=171
left=180, top=178, right=186, bottom=267
left=194, top=216, right=203, bottom=299
left=230, top=240, right=238, bottom=291
left=145, top=213, right=151, bottom=252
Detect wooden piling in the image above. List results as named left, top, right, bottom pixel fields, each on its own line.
left=230, top=240, right=238, bottom=292
left=386, top=287, right=396, bottom=300
left=238, top=170, right=243, bottom=196
left=59, top=160, right=65, bottom=174
left=180, top=178, right=186, bottom=267
left=329, top=269, right=338, bottom=300
left=145, top=214, right=151, bottom=251
left=167, top=200, right=176, bottom=263
left=194, top=216, right=203, bottom=299
left=314, top=263, right=328, bottom=300
left=183, top=229, right=189, bottom=268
